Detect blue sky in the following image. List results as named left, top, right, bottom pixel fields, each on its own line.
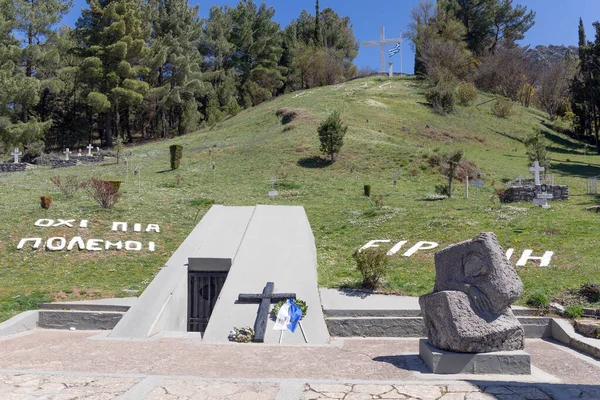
left=63, top=0, right=600, bottom=74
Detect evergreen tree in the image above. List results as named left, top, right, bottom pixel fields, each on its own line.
left=229, top=0, right=283, bottom=106
left=13, top=0, right=72, bottom=123
left=578, top=17, right=586, bottom=48
left=146, top=0, right=205, bottom=138
left=318, top=110, right=347, bottom=162
left=314, top=0, right=321, bottom=46
left=0, top=0, right=50, bottom=152
left=200, top=5, right=238, bottom=123
left=446, top=0, right=535, bottom=55
left=76, top=0, right=151, bottom=147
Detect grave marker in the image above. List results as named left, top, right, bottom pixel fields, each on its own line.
left=529, top=161, right=544, bottom=185
left=87, top=144, right=94, bottom=156
left=64, top=148, right=71, bottom=161
left=11, top=148, right=22, bottom=163
left=237, top=282, right=296, bottom=343
left=268, top=175, right=278, bottom=197
left=533, top=184, right=553, bottom=208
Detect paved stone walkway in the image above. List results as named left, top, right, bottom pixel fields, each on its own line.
left=1, top=331, right=599, bottom=399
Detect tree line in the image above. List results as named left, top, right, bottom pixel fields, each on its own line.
left=407, top=0, right=600, bottom=153
left=0, top=0, right=358, bottom=158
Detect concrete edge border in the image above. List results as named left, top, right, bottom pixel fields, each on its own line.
left=0, top=310, right=38, bottom=336
left=550, top=318, right=600, bottom=359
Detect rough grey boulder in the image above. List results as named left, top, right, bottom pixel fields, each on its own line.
left=419, top=232, right=525, bottom=353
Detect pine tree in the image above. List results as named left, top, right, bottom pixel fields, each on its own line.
left=229, top=0, right=283, bottom=106
left=200, top=5, right=239, bottom=122
left=0, top=0, right=50, bottom=152
left=318, top=110, right=347, bottom=162
left=76, top=0, right=151, bottom=147
left=13, top=0, right=72, bottom=123
left=146, top=0, right=205, bottom=138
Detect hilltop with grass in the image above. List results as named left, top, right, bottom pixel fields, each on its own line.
left=1, top=75, right=599, bottom=322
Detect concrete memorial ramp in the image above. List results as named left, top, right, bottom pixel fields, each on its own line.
left=110, top=205, right=329, bottom=344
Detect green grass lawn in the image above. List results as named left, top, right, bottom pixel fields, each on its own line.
left=1, top=76, right=599, bottom=322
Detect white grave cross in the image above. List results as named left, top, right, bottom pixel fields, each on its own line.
left=64, top=148, right=71, bottom=161
left=11, top=147, right=22, bottom=163
left=529, top=161, right=545, bottom=185
left=87, top=144, right=93, bottom=156
left=362, top=26, right=402, bottom=73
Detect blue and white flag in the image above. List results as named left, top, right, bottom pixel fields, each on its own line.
left=389, top=43, right=401, bottom=57
left=273, top=298, right=303, bottom=333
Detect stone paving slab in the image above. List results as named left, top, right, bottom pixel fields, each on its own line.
left=1, top=331, right=600, bottom=399
left=2, top=374, right=600, bottom=400
left=0, top=373, right=139, bottom=399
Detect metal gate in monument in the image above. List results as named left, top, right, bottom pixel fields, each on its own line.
left=187, top=271, right=228, bottom=332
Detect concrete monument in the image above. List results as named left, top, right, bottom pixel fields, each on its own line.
left=419, top=232, right=530, bottom=374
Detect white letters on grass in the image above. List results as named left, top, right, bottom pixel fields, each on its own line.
left=361, top=239, right=554, bottom=267
left=19, top=219, right=161, bottom=252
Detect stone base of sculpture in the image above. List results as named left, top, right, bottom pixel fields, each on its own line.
left=419, top=291, right=524, bottom=353
left=419, top=339, right=531, bottom=375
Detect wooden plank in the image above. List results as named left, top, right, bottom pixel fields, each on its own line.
left=238, top=293, right=296, bottom=302
left=252, top=282, right=274, bottom=343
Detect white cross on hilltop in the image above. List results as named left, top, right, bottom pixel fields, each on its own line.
left=362, top=26, right=402, bottom=73
left=11, top=147, right=22, bottom=163
left=87, top=143, right=94, bottom=156
left=530, top=161, right=545, bottom=185
left=64, top=148, right=71, bottom=161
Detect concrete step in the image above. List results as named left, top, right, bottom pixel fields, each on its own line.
left=38, top=310, right=125, bottom=330
left=38, top=302, right=131, bottom=312
left=325, top=316, right=552, bottom=339
left=322, top=307, right=539, bottom=318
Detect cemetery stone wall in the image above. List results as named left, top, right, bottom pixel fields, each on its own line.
left=80, top=155, right=104, bottom=163
left=504, top=185, right=569, bottom=203
left=0, top=163, right=26, bottom=172
left=51, top=160, right=79, bottom=168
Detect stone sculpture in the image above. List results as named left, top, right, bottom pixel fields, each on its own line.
left=419, top=232, right=524, bottom=353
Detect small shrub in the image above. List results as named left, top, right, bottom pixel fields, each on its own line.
left=578, top=283, right=600, bottom=303
left=40, top=196, right=52, bottom=209
left=457, top=82, right=477, bottom=105
left=564, top=304, right=584, bottom=319
left=84, top=178, right=121, bottom=208
left=272, top=298, right=308, bottom=319
left=50, top=176, right=81, bottom=198
left=495, top=188, right=510, bottom=203
left=492, top=99, right=514, bottom=118
left=276, top=108, right=299, bottom=125
left=364, top=184, right=371, bottom=197
left=434, top=184, right=450, bottom=197
left=228, top=326, right=254, bottom=343
left=104, top=180, right=122, bottom=192
left=372, top=194, right=384, bottom=208
left=425, top=81, right=456, bottom=114
left=526, top=293, right=549, bottom=308
left=427, top=153, right=442, bottom=167
left=169, top=145, right=183, bottom=170
left=352, top=247, right=389, bottom=289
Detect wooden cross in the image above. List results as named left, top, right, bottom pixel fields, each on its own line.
left=64, top=148, right=71, bottom=161
left=87, top=143, right=94, bottom=156
left=238, top=282, right=295, bottom=343
left=11, top=147, right=22, bottom=163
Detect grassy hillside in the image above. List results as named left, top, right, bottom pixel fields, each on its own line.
left=1, top=76, right=599, bottom=322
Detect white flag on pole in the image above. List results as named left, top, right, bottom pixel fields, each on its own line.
left=273, top=301, right=291, bottom=331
